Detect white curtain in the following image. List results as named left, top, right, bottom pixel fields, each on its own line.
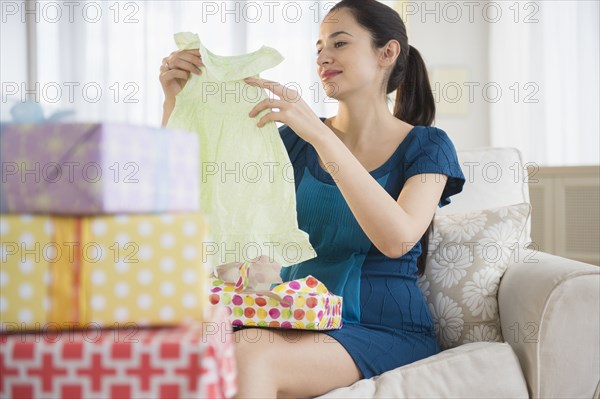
left=23, top=1, right=340, bottom=126
left=489, top=0, right=599, bottom=166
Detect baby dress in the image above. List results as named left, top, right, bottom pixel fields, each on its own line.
left=167, top=32, right=316, bottom=268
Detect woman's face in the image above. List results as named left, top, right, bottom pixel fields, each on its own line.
left=316, top=8, right=384, bottom=100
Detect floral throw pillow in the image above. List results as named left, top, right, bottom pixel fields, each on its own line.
left=417, top=203, right=531, bottom=350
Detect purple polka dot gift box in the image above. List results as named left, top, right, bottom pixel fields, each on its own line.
left=209, top=260, right=343, bottom=330
left=0, top=123, right=199, bottom=214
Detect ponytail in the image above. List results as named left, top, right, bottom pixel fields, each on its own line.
left=393, top=45, right=436, bottom=127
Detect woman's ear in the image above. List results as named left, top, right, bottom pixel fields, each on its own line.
left=379, top=39, right=401, bottom=68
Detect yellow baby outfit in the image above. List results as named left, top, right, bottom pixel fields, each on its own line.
left=167, top=32, right=316, bottom=268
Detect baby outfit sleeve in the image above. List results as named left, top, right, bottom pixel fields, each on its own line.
left=403, top=127, right=466, bottom=207
left=174, top=32, right=283, bottom=82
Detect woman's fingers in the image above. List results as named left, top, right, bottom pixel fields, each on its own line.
left=257, top=112, right=276, bottom=128
left=159, top=68, right=191, bottom=84
left=168, top=57, right=202, bottom=75
left=182, top=49, right=201, bottom=58
left=162, top=50, right=203, bottom=75
left=245, top=78, right=285, bottom=97
left=164, top=69, right=190, bottom=80
left=159, top=49, right=203, bottom=100
left=249, top=98, right=285, bottom=117
left=178, top=50, right=204, bottom=69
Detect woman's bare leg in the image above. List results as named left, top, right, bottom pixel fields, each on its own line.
left=233, top=327, right=363, bottom=399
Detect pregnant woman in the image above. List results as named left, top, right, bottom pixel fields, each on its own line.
left=160, top=1, right=465, bottom=397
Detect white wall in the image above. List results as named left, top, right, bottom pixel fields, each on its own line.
left=401, top=1, right=491, bottom=151
left=1, top=10, right=28, bottom=122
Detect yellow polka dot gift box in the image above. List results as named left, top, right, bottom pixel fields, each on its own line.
left=0, top=213, right=207, bottom=331
left=208, top=259, right=343, bottom=330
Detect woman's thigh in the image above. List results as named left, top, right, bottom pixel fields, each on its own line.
left=234, top=327, right=363, bottom=399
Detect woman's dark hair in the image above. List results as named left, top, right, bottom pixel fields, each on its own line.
left=329, top=0, right=436, bottom=276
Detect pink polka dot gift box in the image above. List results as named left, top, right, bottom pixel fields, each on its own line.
left=208, top=259, right=343, bottom=330
left=0, top=213, right=208, bottom=332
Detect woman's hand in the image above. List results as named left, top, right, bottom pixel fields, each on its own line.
left=160, top=49, right=204, bottom=126
left=245, top=77, right=329, bottom=146
left=159, top=49, right=204, bottom=102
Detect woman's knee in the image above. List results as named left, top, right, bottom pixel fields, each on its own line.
left=233, top=329, right=282, bottom=396
left=233, top=328, right=277, bottom=367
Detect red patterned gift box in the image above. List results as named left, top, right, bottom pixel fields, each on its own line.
left=0, top=307, right=237, bottom=399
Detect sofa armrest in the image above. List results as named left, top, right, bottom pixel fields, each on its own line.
left=498, top=252, right=600, bottom=399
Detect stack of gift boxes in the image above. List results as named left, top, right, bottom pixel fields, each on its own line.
left=0, top=120, right=346, bottom=398
left=0, top=123, right=237, bottom=398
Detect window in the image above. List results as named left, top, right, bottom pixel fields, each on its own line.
left=5, top=0, right=339, bottom=125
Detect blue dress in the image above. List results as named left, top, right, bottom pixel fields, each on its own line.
left=279, top=117, right=466, bottom=379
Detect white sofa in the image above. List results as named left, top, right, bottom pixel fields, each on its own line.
left=317, top=147, right=600, bottom=399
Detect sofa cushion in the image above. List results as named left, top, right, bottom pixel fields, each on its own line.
left=316, top=342, right=529, bottom=398
left=418, top=203, right=531, bottom=349
left=440, top=147, right=532, bottom=245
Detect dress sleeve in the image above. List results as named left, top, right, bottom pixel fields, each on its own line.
left=403, top=127, right=466, bottom=207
